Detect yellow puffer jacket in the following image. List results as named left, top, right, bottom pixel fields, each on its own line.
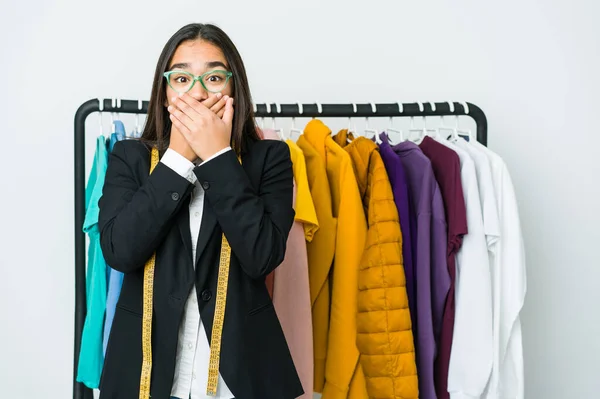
left=333, top=130, right=419, bottom=399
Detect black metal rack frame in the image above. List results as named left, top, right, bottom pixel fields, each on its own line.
left=73, top=99, right=488, bottom=399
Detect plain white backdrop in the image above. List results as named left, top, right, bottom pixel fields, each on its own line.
left=1, top=0, right=599, bottom=397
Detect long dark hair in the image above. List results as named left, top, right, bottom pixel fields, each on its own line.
left=141, top=23, right=259, bottom=155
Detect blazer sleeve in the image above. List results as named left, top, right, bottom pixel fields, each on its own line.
left=193, top=142, right=295, bottom=279
left=98, top=141, right=194, bottom=273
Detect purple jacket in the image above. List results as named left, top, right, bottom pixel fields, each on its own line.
left=419, top=136, right=468, bottom=399
left=392, top=140, right=450, bottom=399
left=378, top=133, right=416, bottom=328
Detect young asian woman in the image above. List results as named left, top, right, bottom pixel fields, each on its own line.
left=97, top=23, right=303, bottom=399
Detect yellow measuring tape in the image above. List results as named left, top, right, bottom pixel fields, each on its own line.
left=206, top=233, right=232, bottom=396
left=139, top=147, right=159, bottom=399
left=138, top=147, right=234, bottom=398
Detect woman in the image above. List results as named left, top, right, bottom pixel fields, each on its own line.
left=98, top=23, right=303, bottom=399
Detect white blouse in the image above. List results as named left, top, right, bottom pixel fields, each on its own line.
left=160, top=147, right=234, bottom=399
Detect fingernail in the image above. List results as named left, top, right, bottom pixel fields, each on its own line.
left=171, top=97, right=176, bottom=102
left=223, top=95, right=229, bottom=101
left=216, top=92, right=223, bottom=99
left=167, top=105, right=173, bottom=111
left=178, top=92, right=183, bottom=97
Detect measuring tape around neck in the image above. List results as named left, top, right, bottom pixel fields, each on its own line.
left=138, top=147, right=234, bottom=398
left=138, top=147, right=159, bottom=399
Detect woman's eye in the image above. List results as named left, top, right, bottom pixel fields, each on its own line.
left=208, top=75, right=222, bottom=82
left=175, top=76, right=189, bottom=83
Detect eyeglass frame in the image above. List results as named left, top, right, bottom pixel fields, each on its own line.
left=163, top=69, right=233, bottom=94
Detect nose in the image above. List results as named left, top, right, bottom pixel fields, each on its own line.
left=189, top=79, right=208, bottom=101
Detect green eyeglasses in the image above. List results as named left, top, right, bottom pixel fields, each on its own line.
left=163, top=70, right=233, bottom=94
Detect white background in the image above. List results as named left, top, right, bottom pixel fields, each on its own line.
left=1, top=0, right=599, bottom=398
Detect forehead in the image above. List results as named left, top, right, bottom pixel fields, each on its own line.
left=169, top=40, right=228, bottom=69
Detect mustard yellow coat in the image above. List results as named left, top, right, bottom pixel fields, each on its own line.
left=297, top=131, right=336, bottom=393
left=333, top=131, right=419, bottom=399
left=299, top=120, right=369, bottom=399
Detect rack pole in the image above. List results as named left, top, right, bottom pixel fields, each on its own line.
left=73, top=100, right=98, bottom=399
left=73, top=99, right=488, bottom=399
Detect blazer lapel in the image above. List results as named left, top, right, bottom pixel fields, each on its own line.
left=194, top=198, right=218, bottom=267
left=176, top=197, right=194, bottom=266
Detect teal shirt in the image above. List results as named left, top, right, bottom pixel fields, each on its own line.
left=76, top=135, right=109, bottom=388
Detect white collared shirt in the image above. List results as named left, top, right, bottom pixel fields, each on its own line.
left=160, top=147, right=234, bottom=399
left=472, top=141, right=526, bottom=399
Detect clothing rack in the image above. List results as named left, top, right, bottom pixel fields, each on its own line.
left=73, top=99, right=488, bottom=399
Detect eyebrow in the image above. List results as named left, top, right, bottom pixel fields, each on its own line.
left=168, top=61, right=229, bottom=70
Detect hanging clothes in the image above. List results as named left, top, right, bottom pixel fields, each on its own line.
left=103, top=120, right=126, bottom=356
left=296, top=131, right=337, bottom=394
left=471, top=141, right=526, bottom=399
left=77, top=135, right=109, bottom=388
left=454, top=139, right=499, bottom=253
left=418, top=135, right=468, bottom=399
left=273, top=139, right=319, bottom=399
left=434, top=140, right=492, bottom=399
left=300, top=120, right=368, bottom=398
left=261, top=129, right=318, bottom=399
left=378, top=133, right=417, bottom=329
left=392, top=141, right=450, bottom=399
left=333, top=131, right=419, bottom=399
left=453, top=138, right=500, bottom=399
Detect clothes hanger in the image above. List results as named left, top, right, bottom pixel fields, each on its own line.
left=272, top=103, right=285, bottom=140
left=289, top=102, right=303, bottom=140
left=344, top=103, right=358, bottom=143
left=134, top=99, right=143, bottom=138
left=407, top=101, right=438, bottom=143
left=348, top=103, right=357, bottom=133
left=259, top=103, right=268, bottom=130
left=98, top=97, right=105, bottom=137
left=110, top=98, right=115, bottom=128
left=436, top=101, right=458, bottom=141
left=111, top=98, right=124, bottom=134
left=457, top=101, right=473, bottom=142
left=253, top=103, right=259, bottom=129
left=407, top=102, right=425, bottom=142
left=312, top=102, right=322, bottom=121
left=426, top=101, right=440, bottom=139
left=385, top=102, right=404, bottom=144
left=442, top=101, right=472, bottom=142
left=364, top=102, right=379, bottom=143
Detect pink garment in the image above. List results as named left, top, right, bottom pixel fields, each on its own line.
left=261, top=128, right=314, bottom=398
left=273, top=187, right=314, bottom=399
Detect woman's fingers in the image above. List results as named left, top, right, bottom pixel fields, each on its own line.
left=168, top=104, right=194, bottom=130
left=222, top=97, right=234, bottom=127
left=210, top=96, right=228, bottom=115
left=172, top=92, right=233, bottom=121
left=168, top=113, right=192, bottom=136
left=201, top=92, right=223, bottom=110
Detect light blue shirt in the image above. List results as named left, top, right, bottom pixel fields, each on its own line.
left=76, top=135, right=109, bottom=388
left=103, top=121, right=126, bottom=355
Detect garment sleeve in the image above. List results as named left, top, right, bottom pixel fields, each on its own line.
left=160, top=148, right=195, bottom=181
left=98, top=142, right=194, bottom=273
left=431, top=186, right=451, bottom=340
left=448, top=166, right=493, bottom=399
left=202, top=146, right=232, bottom=164
left=193, top=142, right=295, bottom=279
left=496, top=165, right=526, bottom=399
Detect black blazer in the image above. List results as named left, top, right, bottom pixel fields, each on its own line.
left=97, top=138, right=303, bottom=399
